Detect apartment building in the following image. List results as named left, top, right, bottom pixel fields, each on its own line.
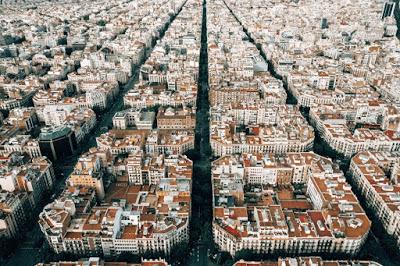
left=156, top=106, right=195, bottom=130
left=42, top=105, right=97, bottom=143
left=145, top=129, right=195, bottom=155
left=234, top=257, right=381, bottom=266
left=7, top=107, right=38, bottom=132
left=36, top=257, right=170, bottom=266
left=113, top=109, right=155, bottom=130
left=210, top=104, right=314, bottom=156
left=96, top=130, right=147, bottom=155
left=67, top=153, right=106, bottom=200
left=212, top=152, right=370, bottom=256
left=0, top=153, right=55, bottom=239
left=309, top=102, right=400, bottom=157
left=33, top=89, right=64, bottom=107
left=349, top=151, right=400, bottom=250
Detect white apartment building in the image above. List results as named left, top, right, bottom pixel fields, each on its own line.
left=349, top=151, right=400, bottom=249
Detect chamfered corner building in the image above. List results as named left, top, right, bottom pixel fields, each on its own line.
left=38, top=125, right=77, bottom=161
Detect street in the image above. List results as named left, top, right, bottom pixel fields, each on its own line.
left=187, top=243, right=215, bottom=266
